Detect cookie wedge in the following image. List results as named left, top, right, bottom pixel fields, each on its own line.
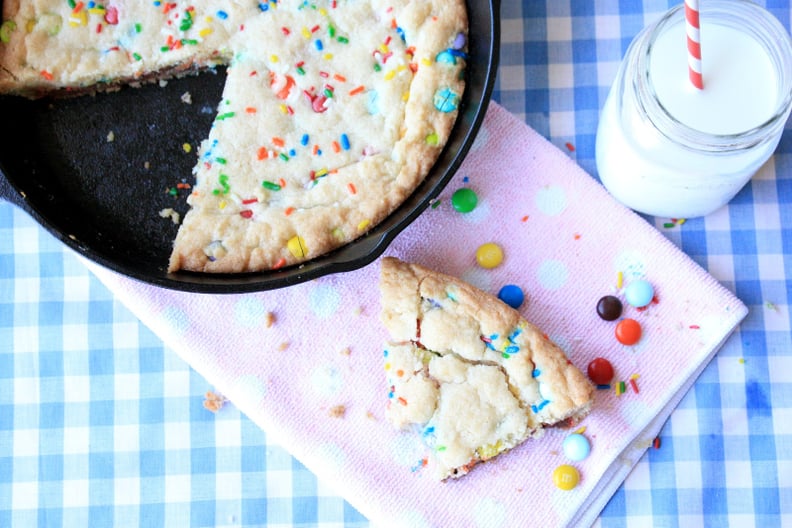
left=379, top=256, right=594, bottom=480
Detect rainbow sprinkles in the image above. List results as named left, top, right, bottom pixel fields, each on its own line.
left=0, top=0, right=468, bottom=273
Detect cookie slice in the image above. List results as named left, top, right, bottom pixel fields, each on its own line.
left=379, top=256, right=594, bottom=480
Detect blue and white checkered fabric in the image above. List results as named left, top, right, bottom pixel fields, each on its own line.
left=0, top=208, right=370, bottom=526
left=3, top=1, right=792, bottom=526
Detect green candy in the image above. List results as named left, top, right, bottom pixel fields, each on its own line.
left=451, top=187, right=478, bottom=213
left=0, top=20, right=17, bottom=43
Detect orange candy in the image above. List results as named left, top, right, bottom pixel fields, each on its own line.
left=615, top=318, right=642, bottom=345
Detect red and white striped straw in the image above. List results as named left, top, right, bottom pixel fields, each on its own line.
left=685, top=0, right=704, bottom=89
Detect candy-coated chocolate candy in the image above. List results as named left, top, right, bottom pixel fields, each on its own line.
left=287, top=235, right=307, bottom=258
left=563, top=433, right=591, bottom=461
left=476, top=243, right=503, bottom=269
left=433, top=88, right=459, bottom=113
left=624, top=279, right=654, bottom=308
left=498, top=284, right=524, bottom=309
left=587, top=357, right=614, bottom=385
left=553, top=464, right=580, bottom=490
left=452, top=32, right=466, bottom=50
left=435, top=50, right=457, bottom=64
left=451, top=187, right=478, bottom=213
left=596, top=295, right=622, bottom=321
left=615, top=318, right=642, bottom=345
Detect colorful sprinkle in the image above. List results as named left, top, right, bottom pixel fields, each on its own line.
left=664, top=218, right=686, bottom=229
left=262, top=180, right=282, bottom=191
left=212, top=174, right=230, bottom=196
left=629, top=374, right=640, bottom=393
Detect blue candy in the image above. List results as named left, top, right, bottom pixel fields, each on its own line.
left=435, top=50, right=457, bottom=65
left=624, top=279, right=654, bottom=308
left=562, top=433, right=591, bottom=461
left=433, top=88, right=459, bottom=113
left=498, top=284, right=525, bottom=309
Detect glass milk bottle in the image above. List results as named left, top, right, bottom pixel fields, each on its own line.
left=595, top=0, right=792, bottom=219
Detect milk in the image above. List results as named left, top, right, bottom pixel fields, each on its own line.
left=651, top=23, right=776, bottom=135
left=595, top=1, right=792, bottom=218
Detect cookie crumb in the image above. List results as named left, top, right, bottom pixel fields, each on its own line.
left=277, top=341, right=290, bottom=351
left=340, top=346, right=351, bottom=356
left=159, top=208, right=181, bottom=224
left=203, top=390, right=226, bottom=413
left=181, top=91, right=193, bottom=104
left=264, top=311, right=275, bottom=328
left=106, top=130, right=115, bottom=142
left=328, top=405, right=346, bottom=418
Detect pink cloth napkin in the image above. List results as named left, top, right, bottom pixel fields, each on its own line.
left=86, top=102, right=747, bottom=527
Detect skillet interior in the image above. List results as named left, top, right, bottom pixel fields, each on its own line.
left=0, top=0, right=499, bottom=293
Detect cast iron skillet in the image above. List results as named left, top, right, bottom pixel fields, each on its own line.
left=0, top=1, right=500, bottom=293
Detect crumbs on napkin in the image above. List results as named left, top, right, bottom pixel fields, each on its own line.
left=328, top=405, right=346, bottom=418
left=203, top=390, right=227, bottom=413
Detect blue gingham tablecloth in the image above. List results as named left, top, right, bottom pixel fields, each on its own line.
left=2, top=1, right=791, bottom=526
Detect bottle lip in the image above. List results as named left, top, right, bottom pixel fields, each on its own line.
left=637, top=0, right=792, bottom=152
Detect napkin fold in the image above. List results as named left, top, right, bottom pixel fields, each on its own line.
left=86, top=102, right=747, bottom=527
